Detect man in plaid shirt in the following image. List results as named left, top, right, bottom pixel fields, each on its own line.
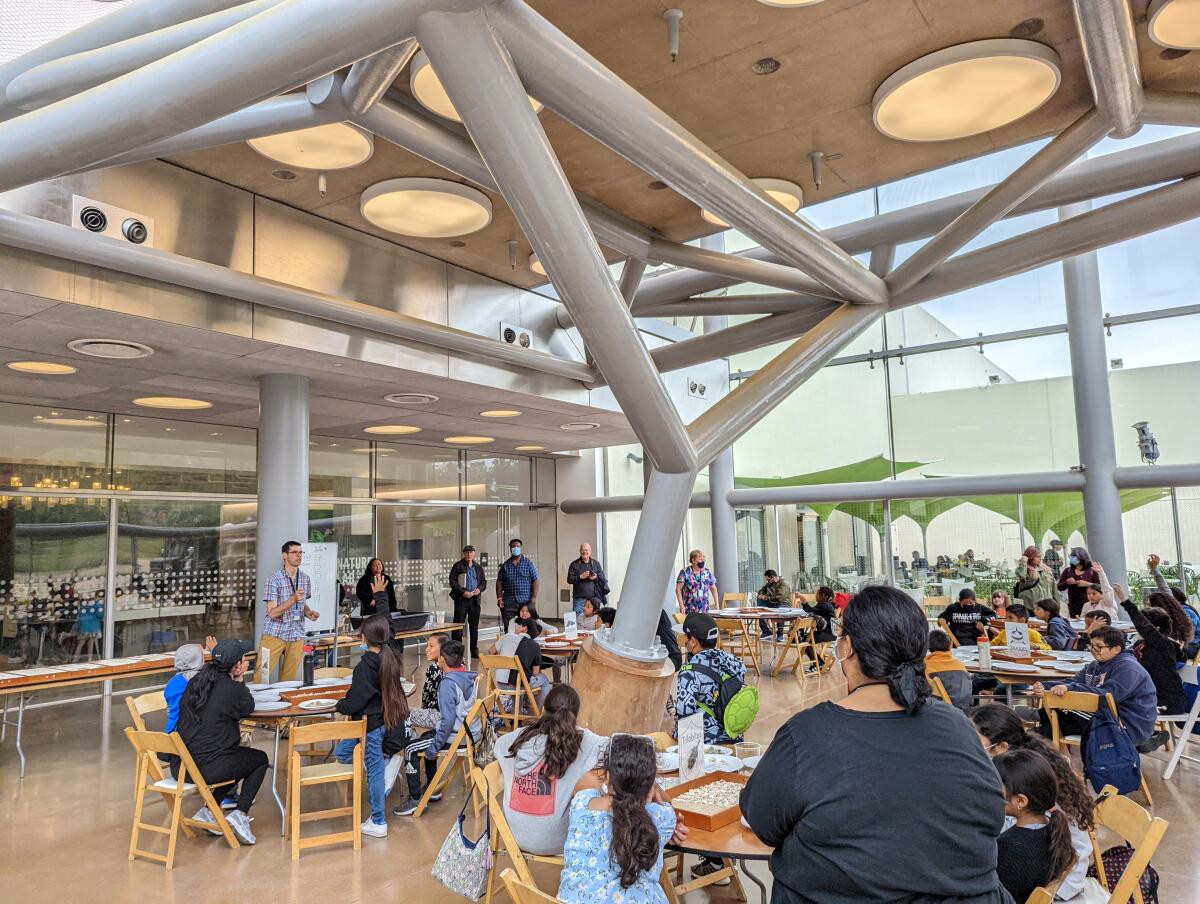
left=258, top=540, right=318, bottom=682
left=495, top=537, right=539, bottom=632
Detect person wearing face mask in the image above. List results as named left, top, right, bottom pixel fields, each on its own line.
left=741, top=586, right=1009, bottom=904
left=675, top=549, right=717, bottom=615
left=937, top=588, right=995, bottom=648
left=1056, top=547, right=1100, bottom=618
left=496, top=538, right=539, bottom=633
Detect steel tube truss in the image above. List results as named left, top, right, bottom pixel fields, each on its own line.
left=489, top=0, right=886, bottom=306
left=1072, top=0, right=1143, bottom=138
left=0, top=208, right=593, bottom=383
left=636, top=294, right=832, bottom=319
left=342, top=40, right=419, bottom=116
left=1140, top=90, right=1200, bottom=128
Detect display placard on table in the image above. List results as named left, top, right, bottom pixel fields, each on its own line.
left=677, top=712, right=706, bottom=783
left=563, top=611, right=578, bottom=640
left=1006, top=621, right=1031, bottom=658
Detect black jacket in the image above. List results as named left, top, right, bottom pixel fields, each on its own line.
left=1122, top=599, right=1188, bottom=714
left=567, top=557, right=609, bottom=603
left=802, top=600, right=838, bottom=643
left=448, top=559, right=487, bottom=604
left=178, top=672, right=255, bottom=766
left=356, top=573, right=398, bottom=616
left=337, top=650, right=385, bottom=733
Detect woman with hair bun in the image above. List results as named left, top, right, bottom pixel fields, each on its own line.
left=741, top=585, right=1010, bottom=904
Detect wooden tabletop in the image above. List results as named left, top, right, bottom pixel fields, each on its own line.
left=0, top=655, right=182, bottom=694
left=667, top=816, right=772, bottom=861
left=249, top=684, right=350, bottom=719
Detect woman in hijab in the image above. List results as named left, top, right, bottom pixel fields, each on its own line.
left=357, top=558, right=398, bottom=617
left=1013, top=545, right=1057, bottom=609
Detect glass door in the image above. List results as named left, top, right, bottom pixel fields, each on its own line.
left=466, top=503, right=554, bottom=620
left=376, top=504, right=462, bottom=617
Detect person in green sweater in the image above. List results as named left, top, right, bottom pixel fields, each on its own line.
left=1013, top=546, right=1058, bottom=609
left=756, top=569, right=792, bottom=641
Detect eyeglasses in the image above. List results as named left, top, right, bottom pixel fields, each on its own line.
left=1088, top=643, right=1113, bottom=653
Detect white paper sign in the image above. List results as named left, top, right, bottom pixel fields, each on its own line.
left=563, top=611, right=579, bottom=640
left=1006, top=621, right=1031, bottom=659
left=299, top=542, right=339, bottom=635
left=677, top=712, right=706, bottom=783
left=258, top=646, right=271, bottom=684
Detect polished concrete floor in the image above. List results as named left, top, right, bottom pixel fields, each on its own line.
left=2, top=654, right=1197, bottom=904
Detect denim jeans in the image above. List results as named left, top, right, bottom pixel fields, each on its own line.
left=572, top=598, right=587, bottom=616
left=336, top=725, right=387, bottom=825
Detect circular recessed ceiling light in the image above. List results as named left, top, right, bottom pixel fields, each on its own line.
left=133, top=396, right=213, bottom=410
left=364, top=424, right=422, bottom=435
left=247, top=122, right=374, bottom=170
left=385, top=392, right=439, bottom=405
left=560, top=422, right=600, bottom=432
left=361, top=177, right=492, bottom=238
left=444, top=435, right=494, bottom=444
left=515, top=444, right=545, bottom=452
left=480, top=409, right=521, bottom=418
left=67, top=338, right=154, bottom=359
left=1148, top=0, right=1200, bottom=49
left=701, top=178, right=803, bottom=227
left=7, top=360, right=77, bottom=375
left=410, top=49, right=543, bottom=123
left=529, top=253, right=545, bottom=276
left=873, top=39, right=1061, bottom=142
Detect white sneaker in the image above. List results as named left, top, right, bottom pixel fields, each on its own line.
left=360, top=818, right=388, bottom=838
left=191, top=806, right=222, bottom=836
left=384, top=754, right=403, bottom=796
left=226, top=809, right=256, bottom=845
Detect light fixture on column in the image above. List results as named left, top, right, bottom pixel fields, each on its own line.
left=529, top=253, right=545, bottom=276
left=1148, top=0, right=1200, bottom=48
left=700, top=178, right=802, bottom=227
left=360, top=178, right=492, bottom=237
left=247, top=122, right=374, bottom=169
left=410, top=49, right=543, bottom=122
left=873, top=39, right=1060, bottom=142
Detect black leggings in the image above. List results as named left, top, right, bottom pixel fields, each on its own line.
left=175, top=747, right=269, bottom=813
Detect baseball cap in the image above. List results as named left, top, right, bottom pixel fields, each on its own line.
left=682, top=612, right=719, bottom=643
left=210, top=638, right=249, bottom=669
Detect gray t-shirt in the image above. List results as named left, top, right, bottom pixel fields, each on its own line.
left=494, top=727, right=607, bottom=855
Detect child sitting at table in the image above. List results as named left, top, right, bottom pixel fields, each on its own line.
left=598, top=606, right=617, bottom=628
left=508, top=602, right=554, bottom=636
left=392, top=640, right=477, bottom=817
left=926, top=630, right=972, bottom=711
left=335, top=613, right=411, bottom=838
left=492, top=616, right=551, bottom=709
left=990, top=605, right=1050, bottom=650
left=1074, top=609, right=1110, bottom=650
left=409, top=633, right=448, bottom=732
left=1033, top=598, right=1075, bottom=651
left=993, top=749, right=1077, bottom=904
left=558, top=734, right=676, bottom=904
left=577, top=598, right=603, bottom=630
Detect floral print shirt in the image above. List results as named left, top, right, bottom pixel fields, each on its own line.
left=558, top=789, right=676, bottom=904
left=421, top=663, right=443, bottom=711
left=676, top=566, right=716, bottom=614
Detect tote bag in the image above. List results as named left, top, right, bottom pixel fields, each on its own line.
left=431, top=781, right=492, bottom=900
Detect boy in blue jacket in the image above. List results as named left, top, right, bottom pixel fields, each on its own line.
left=1033, top=625, right=1158, bottom=750
left=392, top=639, right=478, bottom=816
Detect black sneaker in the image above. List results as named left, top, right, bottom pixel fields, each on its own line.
left=690, top=859, right=730, bottom=886
left=1136, top=729, right=1170, bottom=754
left=392, top=800, right=418, bottom=817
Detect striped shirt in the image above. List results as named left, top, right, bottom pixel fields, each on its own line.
left=262, top=567, right=312, bottom=641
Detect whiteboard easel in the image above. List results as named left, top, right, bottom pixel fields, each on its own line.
left=300, top=542, right=339, bottom=635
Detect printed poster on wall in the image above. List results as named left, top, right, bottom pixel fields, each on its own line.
left=1006, top=621, right=1031, bottom=659
left=677, top=712, right=705, bottom=783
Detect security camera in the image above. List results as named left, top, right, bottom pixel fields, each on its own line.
left=1132, top=421, right=1160, bottom=464
left=121, top=218, right=148, bottom=244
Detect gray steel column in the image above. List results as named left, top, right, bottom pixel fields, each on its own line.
left=254, top=374, right=310, bottom=643
left=1059, top=201, right=1126, bottom=581
left=708, top=446, right=738, bottom=595
left=609, top=469, right=697, bottom=656
left=882, top=499, right=895, bottom=584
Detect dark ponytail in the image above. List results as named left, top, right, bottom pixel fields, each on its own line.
left=840, top=585, right=931, bottom=714
left=994, top=749, right=1077, bottom=885
left=605, top=734, right=660, bottom=889
left=507, top=684, right=582, bottom=779
left=180, top=662, right=227, bottom=729
left=363, top=613, right=409, bottom=729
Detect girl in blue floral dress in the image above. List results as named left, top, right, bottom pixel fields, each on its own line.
left=558, top=734, right=676, bottom=904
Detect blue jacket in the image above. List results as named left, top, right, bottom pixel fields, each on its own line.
left=1049, top=650, right=1158, bottom=743
left=432, top=668, right=478, bottom=752
left=164, top=672, right=189, bottom=734
left=1043, top=616, right=1076, bottom=651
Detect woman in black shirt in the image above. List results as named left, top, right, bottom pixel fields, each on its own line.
left=176, top=639, right=268, bottom=845
left=356, top=558, right=398, bottom=617
left=741, top=585, right=1010, bottom=904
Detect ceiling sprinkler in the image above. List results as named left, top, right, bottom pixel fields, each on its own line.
left=1132, top=421, right=1160, bottom=464
left=664, top=9, right=683, bottom=62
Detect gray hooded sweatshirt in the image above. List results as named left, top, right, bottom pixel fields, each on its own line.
left=494, top=727, right=606, bottom=855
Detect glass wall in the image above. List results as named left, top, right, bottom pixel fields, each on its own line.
left=115, top=416, right=256, bottom=494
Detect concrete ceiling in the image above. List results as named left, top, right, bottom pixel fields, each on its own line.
left=161, top=0, right=1200, bottom=289
left=0, top=289, right=635, bottom=454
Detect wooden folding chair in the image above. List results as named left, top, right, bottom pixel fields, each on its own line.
left=480, top=654, right=542, bottom=732
left=414, top=692, right=496, bottom=818
left=313, top=666, right=353, bottom=679
left=474, top=761, right=565, bottom=904
left=125, top=728, right=237, bottom=868
left=715, top=616, right=761, bottom=677
left=930, top=676, right=953, bottom=706
left=499, top=868, right=564, bottom=904
left=1024, top=889, right=1054, bottom=904
left=773, top=616, right=819, bottom=677
left=287, top=718, right=364, bottom=859
left=1088, top=784, right=1169, bottom=904
left=1041, top=691, right=1154, bottom=805
left=125, top=692, right=179, bottom=787
left=721, top=591, right=750, bottom=609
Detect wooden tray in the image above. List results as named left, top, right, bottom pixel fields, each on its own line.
left=991, top=651, right=1055, bottom=664
left=279, top=685, right=349, bottom=705
left=666, top=770, right=748, bottom=832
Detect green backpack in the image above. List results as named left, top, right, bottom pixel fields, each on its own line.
left=682, top=661, right=759, bottom=739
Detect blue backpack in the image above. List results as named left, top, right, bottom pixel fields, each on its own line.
left=1083, top=702, right=1142, bottom=795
